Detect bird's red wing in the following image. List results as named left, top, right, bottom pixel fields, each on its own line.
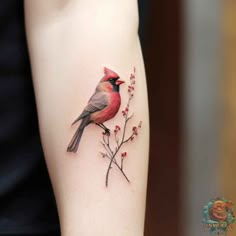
left=72, top=92, right=109, bottom=125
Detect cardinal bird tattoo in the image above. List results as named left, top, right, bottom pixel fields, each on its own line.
left=67, top=67, right=142, bottom=187
left=67, top=67, right=124, bottom=153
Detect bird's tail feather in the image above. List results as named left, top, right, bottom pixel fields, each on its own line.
left=67, top=117, right=89, bottom=153
left=67, top=127, right=84, bottom=153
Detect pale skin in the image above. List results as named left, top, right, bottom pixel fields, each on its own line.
left=24, top=1, right=149, bottom=236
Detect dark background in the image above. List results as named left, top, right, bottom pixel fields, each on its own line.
left=138, top=1, right=182, bottom=235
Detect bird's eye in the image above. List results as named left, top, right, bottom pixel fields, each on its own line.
left=109, top=78, right=113, bottom=82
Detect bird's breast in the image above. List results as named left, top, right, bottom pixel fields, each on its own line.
left=91, top=92, right=121, bottom=124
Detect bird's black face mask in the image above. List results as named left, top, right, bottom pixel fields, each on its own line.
left=109, top=77, right=123, bottom=92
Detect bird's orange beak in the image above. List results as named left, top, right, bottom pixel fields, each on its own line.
left=116, top=79, right=125, bottom=85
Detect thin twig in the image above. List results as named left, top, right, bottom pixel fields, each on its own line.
left=105, top=94, right=133, bottom=187
left=121, top=158, right=124, bottom=171
left=102, top=152, right=130, bottom=183
left=102, top=135, right=113, bottom=157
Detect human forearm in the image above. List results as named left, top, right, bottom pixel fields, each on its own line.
left=25, top=1, right=149, bottom=235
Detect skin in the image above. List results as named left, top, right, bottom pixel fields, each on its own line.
left=25, top=1, right=149, bottom=236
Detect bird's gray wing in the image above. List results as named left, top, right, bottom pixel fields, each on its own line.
left=72, top=92, right=108, bottom=125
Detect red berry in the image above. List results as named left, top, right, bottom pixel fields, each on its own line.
left=138, top=121, right=142, bottom=128
left=130, top=73, right=135, bottom=79
left=121, top=152, right=127, bottom=158
left=115, top=125, right=120, bottom=131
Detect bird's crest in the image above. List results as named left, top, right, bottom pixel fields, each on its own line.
left=102, top=67, right=119, bottom=81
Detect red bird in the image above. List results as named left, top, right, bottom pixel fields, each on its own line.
left=67, top=67, right=125, bottom=153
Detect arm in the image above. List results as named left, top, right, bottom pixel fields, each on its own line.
left=24, top=1, right=149, bottom=235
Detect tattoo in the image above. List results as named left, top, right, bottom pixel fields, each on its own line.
left=67, top=67, right=142, bottom=187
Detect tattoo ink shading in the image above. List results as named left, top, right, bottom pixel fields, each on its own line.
left=67, top=67, right=142, bottom=187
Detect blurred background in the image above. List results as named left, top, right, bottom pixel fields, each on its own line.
left=139, top=0, right=236, bottom=235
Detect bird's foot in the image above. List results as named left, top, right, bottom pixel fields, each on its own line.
left=105, top=128, right=110, bottom=136
left=96, top=123, right=110, bottom=135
